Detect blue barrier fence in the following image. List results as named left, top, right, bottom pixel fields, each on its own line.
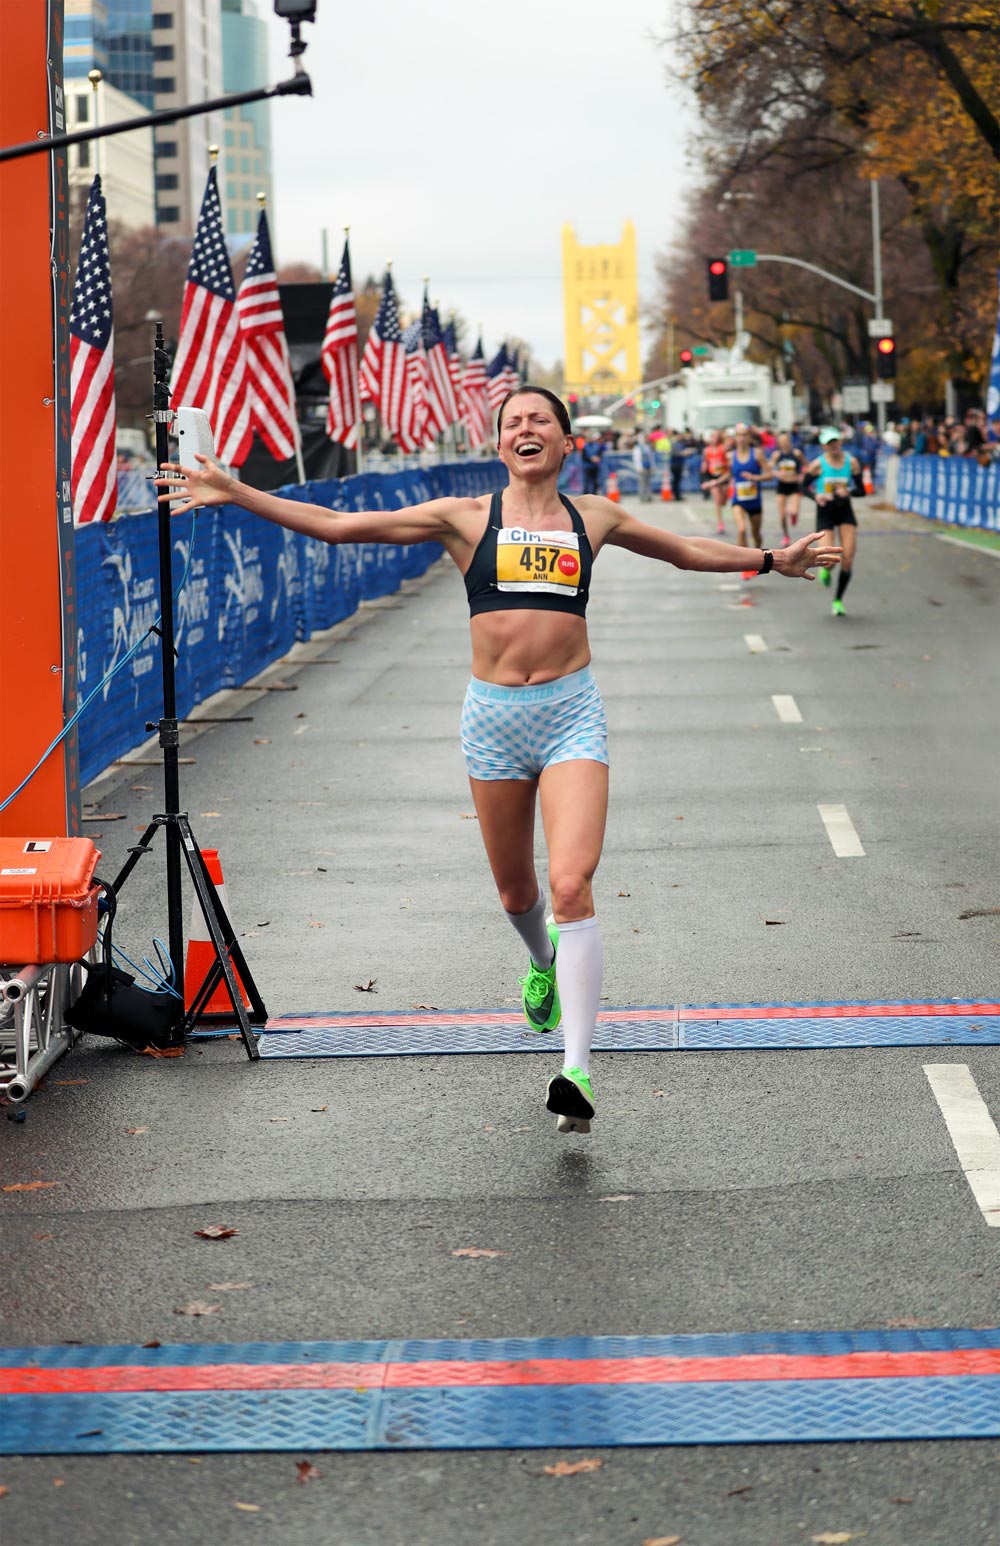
left=895, top=454, right=1000, bottom=529
left=76, top=461, right=504, bottom=787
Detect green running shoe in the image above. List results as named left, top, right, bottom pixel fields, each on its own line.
left=519, top=921, right=561, bottom=1033
left=818, top=566, right=832, bottom=587
left=831, top=598, right=846, bottom=616
left=546, top=1065, right=595, bottom=1134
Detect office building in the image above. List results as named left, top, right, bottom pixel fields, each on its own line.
left=221, top=0, right=274, bottom=242
left=65, top=77, right=155, bottom=228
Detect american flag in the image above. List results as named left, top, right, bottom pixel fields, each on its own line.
left=444, top=318, right=463, bottom=417
left=321, top=237, right=360, bottom=448
left=171, top=166, right=250, bottom=466
left=504, top=347, right=521, bottom=395
left=70, top=175, right=117, bottom=524
left=486, top=343, right=509, bottom=410
left=422, top=295, right=459, bottom=436
left=236, top=208, right=299, bottom=463
left=398, top=319, right=427, bottom=453
left=462, top=338, right=490, bottom=450
left=359, top=268, right=406, bottom=441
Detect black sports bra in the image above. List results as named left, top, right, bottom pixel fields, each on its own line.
left=464, top=490, right=593, bottom=619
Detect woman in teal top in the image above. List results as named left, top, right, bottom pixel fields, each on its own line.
left=805, top=427, right=861, bottom=617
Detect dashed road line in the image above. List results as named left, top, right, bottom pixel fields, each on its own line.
left=817, top=802, right=865, bottom=857
left=771, top=694, right=803, bottom=723
left=924, top=1064, right=1000, bottom=1227
left=744, top=633, right=767, bottom=653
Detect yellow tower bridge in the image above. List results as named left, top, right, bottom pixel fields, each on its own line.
left=561, top=220, right=641, bottom=400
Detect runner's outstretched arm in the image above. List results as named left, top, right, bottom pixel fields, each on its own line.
left=155, top=455, right=468, bottom=545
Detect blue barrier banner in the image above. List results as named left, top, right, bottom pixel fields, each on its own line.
left=76, top=460, right=503, bottom=786
left=896, top=454, right=999, bottom=530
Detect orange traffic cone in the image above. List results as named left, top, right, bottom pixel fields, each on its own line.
left=606, top=469, right=620, bottom=503
left=660, top=469, right=673, bottom=501
left=862, top=465, right=873, bottom=495
left=183, top=847, right=250, bottom=1019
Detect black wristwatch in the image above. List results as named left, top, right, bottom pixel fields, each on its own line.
left=758, top=549, right=774, bottom=574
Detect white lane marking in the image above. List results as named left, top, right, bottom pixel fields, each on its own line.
left=718, top=582, right=741, bottom=591
left=936, top=533, right=1000, bottom=561
left=924, top=1064, right=1000, bottom=1227
left=817, top=802, right=865, bottom=856
left=744, top=633, right=767, bottom=653
left=771, top=694, right=803, bottom=723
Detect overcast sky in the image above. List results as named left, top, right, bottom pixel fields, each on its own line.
left=263, top=0, right=696, bottom=370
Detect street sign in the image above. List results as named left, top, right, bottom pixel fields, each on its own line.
left=870, top=381, right=896, bottom=402
left=867, top=317, right=893, bottom=338
left=729, top=249, right=757, bottom=267
left=692, top=345, right=710, bottom=356
left=842, top=382, right=871, bottom=412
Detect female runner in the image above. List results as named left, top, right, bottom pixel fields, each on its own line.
left=768, top=430, right=805, bottom=547
left=700, top=429, right=730, bottom=533
left=728, top=423, right=769, bottom=577
left=157, top=388, right=840, bottom=1135
left=805, top=426, right=860, bottom=616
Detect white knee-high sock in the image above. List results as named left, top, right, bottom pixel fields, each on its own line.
left=505, top=889, right=554, bottom=970
left=555, top=915, right=602, bottom=1075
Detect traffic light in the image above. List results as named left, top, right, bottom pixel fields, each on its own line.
left=679, top=348, right=693, bottom=367
left=875, top=337, right=896, bottom=379
left=707, top=257, right=729, bottom=303
left=568, top=392, right=579, bottom=406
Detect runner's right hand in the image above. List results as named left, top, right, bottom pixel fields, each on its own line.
left=154, top=455, right=235, bottom=516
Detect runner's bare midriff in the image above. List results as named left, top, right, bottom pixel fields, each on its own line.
left=469, top=610, right=591, bottom=685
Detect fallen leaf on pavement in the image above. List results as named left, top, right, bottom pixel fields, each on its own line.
left=206, top=1283, right=252, bottom=1292
left=130, top=785, right=152, bottom=791
left=295, top=1461, right=321, bottom=1484
left=253, top=738, right=271, bottom=745
left=126, top=1126, right=149, bottom=1136
left=32, top=1233, right=53, bottom=1241
left=142, top=1342, right=162, bottom=1349
left=53, top=1079, right=89, bottom=1086
left=451, top=1247, right=507, bottom=1259
left=617, top=891, right=631, bottom=897
left=141, top=1045, right=183, bottom=1059
left=459, top=812, right=478, bottom=820
left=811, top=1534, right=863, bottom=1544
left=308, top=920, right=325, bottom=928
left=543, top=1458, right=603, bottom=1476
left=764, top=919, right=785, bottom=926
left=959, top=907, right=1000, bottom=920
left=233, top=1503, right=260, bottom=1512
left=310, top=1106, right=328, bottom=1112
left=413, top=1003, right=439, bottom=1010
left=354, top=979, right=377, bottom=992
left=200, top=812, right=221, bottom=819
left=892, top=1497, right=913, bottom=1505
left=0, top=1486, right=8, bottom=1498
left=652, top=1090, right=666, bottom=1097
left=174, top=1301, right=221, bottom=1317
left=2, top=1181, right=59, bottom=1192
left=643, top=1537, right=681, bottom=1545
left=268, top=1116, right=289, bottom=1122
left=598, top=1194, right=635, bottom=1203
left=194, top=1225, right=238, bottom=1240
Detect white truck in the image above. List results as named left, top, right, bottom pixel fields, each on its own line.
left=663, top=350, right=795, bottom=435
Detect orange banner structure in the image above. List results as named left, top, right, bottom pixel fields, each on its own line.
left=0, top=2, right=80, bottom=837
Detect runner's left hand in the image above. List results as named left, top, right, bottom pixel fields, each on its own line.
left=774, top=531, right=842, bottom=580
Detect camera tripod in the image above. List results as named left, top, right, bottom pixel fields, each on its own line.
left=109, top=324, right=265, bottom=1060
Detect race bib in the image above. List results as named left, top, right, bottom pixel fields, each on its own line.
left=496, top=528, right=582, bottom=596
left=778, top=459, right=797, bottom=475
left=831, top=480, right=849, bottom=497
left=736, top=481, right=756, bottom=499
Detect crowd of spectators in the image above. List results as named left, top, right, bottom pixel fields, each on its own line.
left=886, top=408, right=1000, bottom=463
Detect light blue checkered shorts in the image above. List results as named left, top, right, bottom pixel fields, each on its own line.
left=460, top=665, right=609, bottom=782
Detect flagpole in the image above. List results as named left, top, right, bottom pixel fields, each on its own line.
left=349, top=226, right=364, bottom=475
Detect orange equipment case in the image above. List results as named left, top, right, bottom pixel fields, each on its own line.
left=0, top=838, right=102, bottom=965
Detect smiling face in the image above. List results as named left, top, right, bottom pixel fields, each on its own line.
left=497, top=392, right=574, bottom=480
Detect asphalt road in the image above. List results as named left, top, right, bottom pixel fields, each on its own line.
left=3, top=491, right=1000, bottom=1546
